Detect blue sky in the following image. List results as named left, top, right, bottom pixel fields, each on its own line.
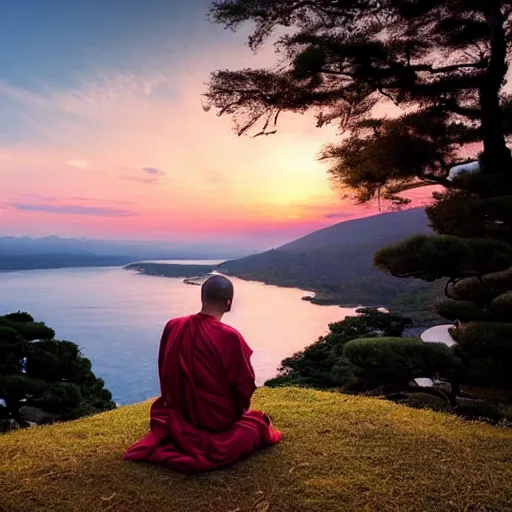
left=0, top=0, right=213, bottom=89
left=0, top=0, right=233, bottom=146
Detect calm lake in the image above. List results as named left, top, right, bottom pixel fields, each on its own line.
left=0, top=264, right=358, bottom=405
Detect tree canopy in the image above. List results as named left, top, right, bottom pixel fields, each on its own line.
left=206, top=0, right=512, bottom=205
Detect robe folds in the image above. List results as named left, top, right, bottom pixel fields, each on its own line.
left=123, top=313, right=282, bottom=474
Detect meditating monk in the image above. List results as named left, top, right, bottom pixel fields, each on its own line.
left=123, top=274, right=282, bottom=474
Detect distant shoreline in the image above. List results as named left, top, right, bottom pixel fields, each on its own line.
left=124, top=262, right=218, bottom=279
left=0, top=261, right=436, bottom=328
left=0, top=261, right=128, bottom=273
left=125, top=261, right=367, bottom=308
left=125, top=261, right=438, bottom=328
left=0, top=257, right=225, bottom=274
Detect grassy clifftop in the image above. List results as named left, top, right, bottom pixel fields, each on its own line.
left=1, top=388, right=511, bottom=512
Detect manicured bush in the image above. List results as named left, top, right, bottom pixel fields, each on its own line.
left=389, top=392, right=450, bottom=412
left=454, top=322, right=512, bottom=350
left=343, top=337, right=462, bottom=390
left=455, top=401, right=503, bottom=423
left=265, top=308, right=412, bottom=389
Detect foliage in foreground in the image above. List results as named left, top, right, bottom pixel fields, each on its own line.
left=265, top=308, right=460, bottom=393
left=266, top=309, right=512, bottom=422
left=1, top=388, right=512, bottom=512
left=0, top=312, right=115, bottom=431
left=206, top=1, right=512, bottom=204
left=343, top=337, right=461, bottom=391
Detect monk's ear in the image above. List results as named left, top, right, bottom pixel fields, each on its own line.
left=226, top=299, right=232, bottom=312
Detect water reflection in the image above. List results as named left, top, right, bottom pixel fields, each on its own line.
left=0, top=266, right=358, bottom=404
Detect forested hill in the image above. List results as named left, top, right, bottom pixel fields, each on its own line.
left=279, top=208, right=431, bottom=252
left=0, top=253, right=136, bottom=271
left=219, top=208, right=440, bottom=324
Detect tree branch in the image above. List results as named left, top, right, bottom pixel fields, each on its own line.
left=319, top=68, right=356, bottom=79
left=413, top=60, right=488, bottom=74
left=377, top=87, right=399, bottom=106
left=440, top=98, right=482, bottom=119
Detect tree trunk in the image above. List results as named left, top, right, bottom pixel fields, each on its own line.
left=480, top=2, right=512, bottom=181
left=449, top=378, right=460, bottom=407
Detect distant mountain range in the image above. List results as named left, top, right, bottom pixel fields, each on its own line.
left=0, top=253, right=137, bottom=272
left=218, top=208, right=435, bottom=306
left=0, top=236, right=254, bottom=271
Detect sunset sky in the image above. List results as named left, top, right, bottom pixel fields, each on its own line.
left=0, top=0, right=436, bottom=249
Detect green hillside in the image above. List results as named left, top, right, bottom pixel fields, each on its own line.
left=220, top=240, right=437, bottom=307
left=218, top=209, right=441, bottom=324
left=1, top=388, right=511, bottom=512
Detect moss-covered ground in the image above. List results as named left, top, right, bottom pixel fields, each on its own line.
left=1, top=388, right=511, bottom=512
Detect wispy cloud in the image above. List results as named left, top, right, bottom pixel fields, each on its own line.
left=67, top=160, right=89, bottom=169
left=142, top=167, right=166, bottom=176
left=15, top=193, right=57, bottom=202
left=324, top=212, right=351, bottom=219
left=0, top=80, right=50, bottom=108
left=122, top=167, right=167, bottom=184
left=70, top=196, right=135, bottom=206
left=201, top=169, right=229, bottom=186
left=9, top=202, right=137, bottom=217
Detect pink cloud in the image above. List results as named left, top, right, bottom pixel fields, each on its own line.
left=66, top=160, right=89, bottom=169
left=121, top=167, right=167, bottom=184
left=9, top=202, right=136, bottom=217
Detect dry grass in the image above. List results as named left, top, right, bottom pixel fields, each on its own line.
left=1, top=388, right=512, bottom=512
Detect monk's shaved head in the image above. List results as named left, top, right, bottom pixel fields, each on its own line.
left=201, top=274, right=234, bottom=311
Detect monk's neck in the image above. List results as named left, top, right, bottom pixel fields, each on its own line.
left=199, top=308, right=224, bottom=322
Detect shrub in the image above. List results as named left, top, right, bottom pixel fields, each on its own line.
left=388, top=392, right=450, bottom=412
left=453, top=322, right=512, bottom=350
left=455, top=401, right=504, bottom=423
left=35, top=382, right=83, bottom=412
left=491, top=291, right=512, bottom=317
left=265, top=308, right=412, bottom=388
left=435, top=298, right=494, bottom=322
left=0, top=326, right=20, bottom=343
left=0, top=312, right=115, bottom=429
left=465, top=357, right=512, bottom=389
left=375, top=235, right=470, bottom=281
left=4, top=311, right=34, bottom=323
left=343, top=337, right=462, bottom=391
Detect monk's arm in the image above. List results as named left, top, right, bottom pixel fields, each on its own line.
left=225, top=333, right=257, bottom=414
left=157, top=321, right=173, bottom=379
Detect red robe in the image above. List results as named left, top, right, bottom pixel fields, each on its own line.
left=123, top=313, right=282, bottom=474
